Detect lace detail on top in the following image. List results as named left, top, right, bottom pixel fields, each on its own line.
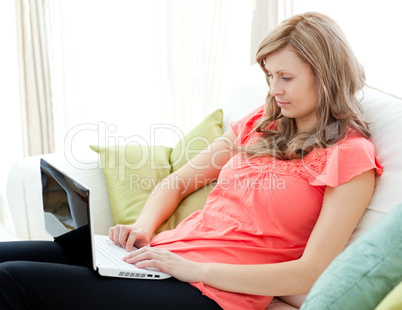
left=237, top=119, right=331, bottom=181
left=248, top=148, right=331, bottom=180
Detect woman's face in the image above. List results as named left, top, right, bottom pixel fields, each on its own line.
left=264, top=46, right=319, bottom=132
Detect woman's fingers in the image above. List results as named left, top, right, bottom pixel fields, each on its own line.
left=123, top=247, right=202, bottom=283
left=124, top=246, right=158, bottom=262
left=108, top=225, right=150, bottom=251
left=125, top=229, right=149, bottom=251
left=124, top=247, right=166, bottom=270
left=126, top=256, right=164, bottom=272
left=109, top=225, right=121, bottom=246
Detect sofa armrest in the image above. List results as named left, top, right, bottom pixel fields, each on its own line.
left=0, top=223, right=20, bottom=241
left=6, top=150, right=114, bottom=240
left=7, top=155, right=48, bottom=240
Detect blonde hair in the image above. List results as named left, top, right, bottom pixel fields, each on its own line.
left=244, top=12, right=369, bottom=159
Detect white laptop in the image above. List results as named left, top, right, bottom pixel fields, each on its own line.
left=40, top=158, right=170, bottom=280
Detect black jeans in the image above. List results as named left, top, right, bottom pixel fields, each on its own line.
left=0, top=228, right=221, bottom=310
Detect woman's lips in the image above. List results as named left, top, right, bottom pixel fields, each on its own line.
left=277, top=101, right=290, bottom=108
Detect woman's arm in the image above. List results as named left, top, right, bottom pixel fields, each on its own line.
left=126, top=169, right=375, bottom=296
left=109, top=129, right=237, bottom=250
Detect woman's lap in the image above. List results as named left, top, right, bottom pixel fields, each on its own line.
left=0, top=240, right=73, bottom=265
left=0, top=235, right=220, bottom=309
left=0, top=260, right=219, bottom=310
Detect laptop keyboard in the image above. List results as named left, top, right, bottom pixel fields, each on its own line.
left=94, top=234, right=140, bottom=270
left=93, top=234, right=169, bottom=279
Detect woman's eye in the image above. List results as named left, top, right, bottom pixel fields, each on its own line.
left=266, top=73, right=291, bottom=81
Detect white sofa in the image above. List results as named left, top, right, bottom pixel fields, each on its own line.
left=3, top=65, right=402, bottom=309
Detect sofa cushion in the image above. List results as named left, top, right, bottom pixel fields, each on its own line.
left=375, top=280, right=402, bottom=310
left=155, top=181, right=217, bottom=234
left=170, top=109, right=223, bottom=172
left=90, top=145, right=173, bottom=226
left=157, top=109, right=223, bottom=232
left=300, top=203, right=402, bottom=310
left=91, top=109, right=224, bottom=231
left=349, top=88, right=402, bottom=244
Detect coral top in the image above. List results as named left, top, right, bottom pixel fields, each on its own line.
left=151, top=105, right=383, bottom=310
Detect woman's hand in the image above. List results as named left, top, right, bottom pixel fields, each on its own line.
left=108, top=225, right=150, bottom=251
left=123, top=247, right=204, bottom=283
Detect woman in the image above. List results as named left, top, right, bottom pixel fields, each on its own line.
left=0, top=12, right=382, bottom=310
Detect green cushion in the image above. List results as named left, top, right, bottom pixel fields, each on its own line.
left=375, top=281, right=402, bottom=310
left=155, top=181, right=217, bottom=234
left=170, top=109, right=223, bottom=172
left=90, top=109, right=224, bottom=232
left=156, top=109, right=223, bottom=233
left=301, top=204, right=402, bottom=310
left=156, top=109, right=223, bottom=232
left=90, top=145, right=172, bottom=225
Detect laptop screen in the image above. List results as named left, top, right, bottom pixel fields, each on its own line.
left=40, top=159, right=90, bottom=238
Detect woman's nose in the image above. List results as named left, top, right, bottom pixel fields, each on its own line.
left=269, top=80, right=283, bottom=97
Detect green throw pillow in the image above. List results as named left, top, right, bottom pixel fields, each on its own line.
left=90, top=145, right=172, bottom=225
left=301, top=204, right=402, bottom=310
left=170, top=109, right=223, bottom=172
left=375, top=281, right=402, bottom=310
left=91, top=109, right=224, bottom=232
left=155, top=181, right=217, bottom=234
left=155, top=109, right=223, bottom=232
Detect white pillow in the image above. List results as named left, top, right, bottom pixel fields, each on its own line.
left=222, top=64, right=268, bottom=132
left=349, top=87, right=402, bottom=244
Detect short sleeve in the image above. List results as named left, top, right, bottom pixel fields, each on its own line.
left=307, top=131, right=383, bottom=187
left=230, top=105, right=265, bottom=144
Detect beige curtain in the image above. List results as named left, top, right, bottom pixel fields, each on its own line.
left=50, top=0, right=243, bottom=150
left=0, top=0, right=23, bottom=234
left=16, top=0, right=54, bottom=156
left=250, top=0, right=294, bottom=64
left=159, top=0, right=230, bottom=133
